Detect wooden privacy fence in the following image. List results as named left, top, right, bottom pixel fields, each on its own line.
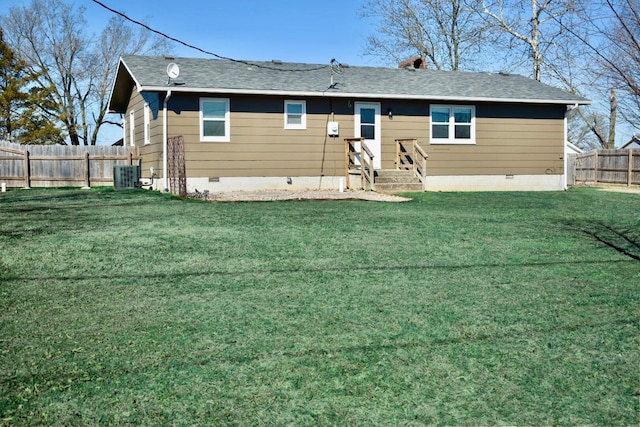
left=574, top=149, right=640, bottom=187
left=0, top=140, right=140, bottom=188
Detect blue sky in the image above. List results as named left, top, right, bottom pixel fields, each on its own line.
left=87, top=0, right=383, bottom=67
left=3, top=0, right=384, bottom=65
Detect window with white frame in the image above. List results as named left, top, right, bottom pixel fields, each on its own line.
left=284, top=100, right=306, bottom=129
left=129, top=110, right=135, bottom=147
left=430, top=105, right=475, bottom=144
left=143, top=103, right=151, bottom=145
left=200, top=98, right=230, bottom=142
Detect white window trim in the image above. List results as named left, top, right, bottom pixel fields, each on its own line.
left=129, top=110, right=135, bottom=147
left=200, top=98, right=230, bottom=142
left=122, top=115, right=127, bottom=146
left=430, top=104, right=476, bottom=145
left=143, top=103, right=150, bottom=145
left=284, top=100, right=307, bottom=130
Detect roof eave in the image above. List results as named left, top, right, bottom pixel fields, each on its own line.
left=137, top=85, right=591, bottom=105
left=107, top=57, right=144, bottom=114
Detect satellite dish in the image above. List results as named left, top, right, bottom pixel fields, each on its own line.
left=166, top=63, right=180, bottom=79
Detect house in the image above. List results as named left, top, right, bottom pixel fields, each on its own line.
left=107, top=55, right=590, bottom=193
left=620, top=135, right=640, bottom=150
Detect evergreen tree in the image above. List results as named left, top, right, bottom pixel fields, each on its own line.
left=0, top=27, right=63, bottom=144
left=2, top=0, right=171, bottom=145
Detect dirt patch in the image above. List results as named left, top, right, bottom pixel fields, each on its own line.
left=594, top=185, right=640, bottom=194
left=192, top=190, right=413, bottom=202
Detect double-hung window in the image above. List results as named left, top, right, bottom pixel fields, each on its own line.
left=200, top=98, right=230, bottom=142
left=284, top=100, right=306, bottom=129
left=143, top=103, right=151, bottom=145
left=430, top=105, right=475, bottom=144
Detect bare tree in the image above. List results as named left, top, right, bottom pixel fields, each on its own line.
left=598, top=0, right=639, bottom=127
left=544, top=0, right=638, bottom=147
left=477, top=0, right=577, bottom=82
left=1, top=0, right=171, bottom=145
left=572, top=0, right=639, bottom=130
left=362, top=0, right=491, bottom=70
left=567, top=89, right=617, bottom=149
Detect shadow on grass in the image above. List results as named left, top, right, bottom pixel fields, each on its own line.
left=220, top=317, right=635, bottom=365
left=565, top=220, right=640, bottom=262
left=4, top=258, right=634, bottom=283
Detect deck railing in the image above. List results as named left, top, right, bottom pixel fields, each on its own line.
left=395, top=138, right=428, bottom=187
left=345, top=137, right=375, bottom=191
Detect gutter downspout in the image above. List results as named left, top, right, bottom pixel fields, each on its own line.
left=563, top=103, right=578, bottom=190
left=163, top=90, right=172, bottom=192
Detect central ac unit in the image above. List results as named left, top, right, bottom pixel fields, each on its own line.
left=113, top=165, right=141, bottom=190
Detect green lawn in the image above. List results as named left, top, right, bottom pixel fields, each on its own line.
left=1, top=187, right=638, bottom=426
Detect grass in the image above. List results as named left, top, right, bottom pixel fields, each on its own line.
left=0, top=187, right=638, bottom=426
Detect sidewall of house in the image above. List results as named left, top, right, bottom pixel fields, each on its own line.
left=126, top=90, right=163, bottom=184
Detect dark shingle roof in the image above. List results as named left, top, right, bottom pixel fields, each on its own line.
left=109, top=55, right=589, bottom=112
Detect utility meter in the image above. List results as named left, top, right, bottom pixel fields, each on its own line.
left=327, top=121, right=339, bottom=136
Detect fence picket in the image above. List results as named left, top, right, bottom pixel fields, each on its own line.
left=0, top=140, right=140, bottom=188
left=574, top=149, right=640, bottom=187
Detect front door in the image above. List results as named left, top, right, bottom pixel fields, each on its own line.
left=355, top=102, right=381, bottom=169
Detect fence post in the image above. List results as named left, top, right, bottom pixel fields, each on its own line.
left=627, top=150, right=633, bottom=187
left=84, top=152, right=91, bottom=188
left=23, top=149, right=31, bottom=188
left=593, top=151, right=599, bottom=184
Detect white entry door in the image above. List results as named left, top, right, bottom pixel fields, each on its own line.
left=354, top=102, right=381, bottom=169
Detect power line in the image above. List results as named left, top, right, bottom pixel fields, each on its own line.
left=90, top=0, right=330, bottom=72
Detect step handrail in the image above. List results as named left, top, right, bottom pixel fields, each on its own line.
left=395, top=138, right=428, bottom=188
left=360, top=143, right=375, bottom=191
left=345, top=137, right=375, bottom=191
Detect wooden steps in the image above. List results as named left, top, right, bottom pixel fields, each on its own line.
left=374, top=169, right=425, bottom=194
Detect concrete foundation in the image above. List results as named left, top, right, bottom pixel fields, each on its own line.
left=179, top=174, right=565, bottom=194
left=425, top=174, right=565, bottom=192
left=186, top=176, right=344, bottom=193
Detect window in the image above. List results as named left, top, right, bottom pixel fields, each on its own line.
left=143, top=103, right=151, bottom=145
left=284, top=100, right=306, bottom=129
left=129, top=110, right=135, bottom=147
left=430, top=105, right=475, bottom=144
left=359, top=107, right=376, bottom=139
left=200, top=98, right=230, bottom=142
